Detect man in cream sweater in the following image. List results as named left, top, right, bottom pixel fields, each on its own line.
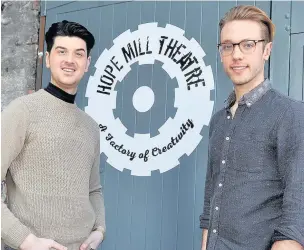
left=1, top=20, right=105, bottom=250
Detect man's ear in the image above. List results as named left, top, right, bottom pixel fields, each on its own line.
left=263, top=42, right=272, bottom=61
left=45, top=51, right=50, bottom=68
left=85, top=56, right=91, bottom=72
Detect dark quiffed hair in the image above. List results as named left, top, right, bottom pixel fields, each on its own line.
left=45, top=20, right=95, bottom=56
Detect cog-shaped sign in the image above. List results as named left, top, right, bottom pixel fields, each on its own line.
left=85, top=23, right=214, bottom=176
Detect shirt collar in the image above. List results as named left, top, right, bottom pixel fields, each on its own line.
left=44, top=82, right=76, bottom=104
left=225, top=79, right=271, bottom=109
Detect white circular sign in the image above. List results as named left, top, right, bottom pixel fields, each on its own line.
left=85, top=23, right=214, bottom=176
left=132, top=86, right=155, bottom=113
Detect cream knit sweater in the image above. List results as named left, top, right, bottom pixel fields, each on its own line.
left=1, top=89, right=105, bottom=249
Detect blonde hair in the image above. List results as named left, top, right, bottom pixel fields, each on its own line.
left=219, top=5, right=275, bottom=43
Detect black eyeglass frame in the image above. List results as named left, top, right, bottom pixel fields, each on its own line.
left=217, top=39, right=265, bottom=56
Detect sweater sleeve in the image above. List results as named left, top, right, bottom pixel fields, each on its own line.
left=1, top=98, right=32, bottom=249
left=89, top=134, right=106, bottom=235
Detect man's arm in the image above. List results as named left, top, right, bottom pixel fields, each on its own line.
left=271, top=102, right=304, bottom=249
left=1, top=99, right=32, bottom=249
left=200, top=117, right=215, bottom=250
left=201, top=229, right=209, bottom=250
left=89, top=136, right=106, bottom=235
left=271, top=240, right=303, bottom=250
left=80, top=136, right=106, bottom=250
left=199, top=157, right=212, bottom=231
left=200, top=162, right=211, bottom=250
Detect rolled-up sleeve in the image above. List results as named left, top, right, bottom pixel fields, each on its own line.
left=272, top=102, right=304, bottom=246
left=200, top=152, right=212, bottom=229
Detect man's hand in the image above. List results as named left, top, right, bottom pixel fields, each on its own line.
left=271, top=240, right=304, bottom=250
left=201, top=229, right=208, bottom=250
left=79, top=231, right=104, bottom=250
left=19, top=233, right=67, bottom=250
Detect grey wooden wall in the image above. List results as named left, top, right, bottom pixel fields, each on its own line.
left=271, top=1, right=304, bottom=100
left=40, top=1, right=303, bottom=250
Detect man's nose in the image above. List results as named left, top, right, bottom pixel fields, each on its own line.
left=232, top=45, right=244, bottom=60
left=66, top=53, right=74, bottom=63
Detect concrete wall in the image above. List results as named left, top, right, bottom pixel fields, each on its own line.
left=1, top=1, right=40, bottom=249
left=1, top=0, right=40, bottom=110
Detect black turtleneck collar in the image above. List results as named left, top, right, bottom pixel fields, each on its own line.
left=44, top=82, right=76, bottom=104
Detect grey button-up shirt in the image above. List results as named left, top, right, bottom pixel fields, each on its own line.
left=200, top=79, right=304, bottom=250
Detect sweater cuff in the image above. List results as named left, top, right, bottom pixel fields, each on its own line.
left=93, top=225, right=105, bottom=234
left=92, top=226, right=105, bottom=241
left=272, top=230, right=293, bottom=243
left=199, top=214, right=210, bottom=229
left=2, top=221, right=32, bottom=249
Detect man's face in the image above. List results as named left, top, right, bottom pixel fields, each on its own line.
left=45, top=36, right=91, bottom=90
left=220, top=20, right=272, bottom=86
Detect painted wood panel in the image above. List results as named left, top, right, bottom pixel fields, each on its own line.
left=41, top=2, right=304, bottom=250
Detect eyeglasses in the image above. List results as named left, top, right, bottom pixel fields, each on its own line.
left=217, top=40, right=265, bottom=56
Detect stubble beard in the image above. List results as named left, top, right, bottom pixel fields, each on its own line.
left=228, top=65, right=262, bottom=87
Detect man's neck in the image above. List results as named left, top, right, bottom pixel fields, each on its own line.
left=234, top=76, right=265, bottom=102
left=50, top=80, right=78, bottom=95
left=45, top=82, right=76, bottom=104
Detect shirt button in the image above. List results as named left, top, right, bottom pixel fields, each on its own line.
left=226, top=137, right=230, bottom=141
left=222, top=160, right=226, bottom=164
left=215, top=207, right=219, bottom=211
left=227, top=116, right=231, bottom=119
left=247, top=102, right=251, bottom=107
left=213, top=229, right=217, bottom=233
left=219, top=183, right=223, bottom=187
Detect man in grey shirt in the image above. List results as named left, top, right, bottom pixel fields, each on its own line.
left=200, top=5, right=304, bottom=250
